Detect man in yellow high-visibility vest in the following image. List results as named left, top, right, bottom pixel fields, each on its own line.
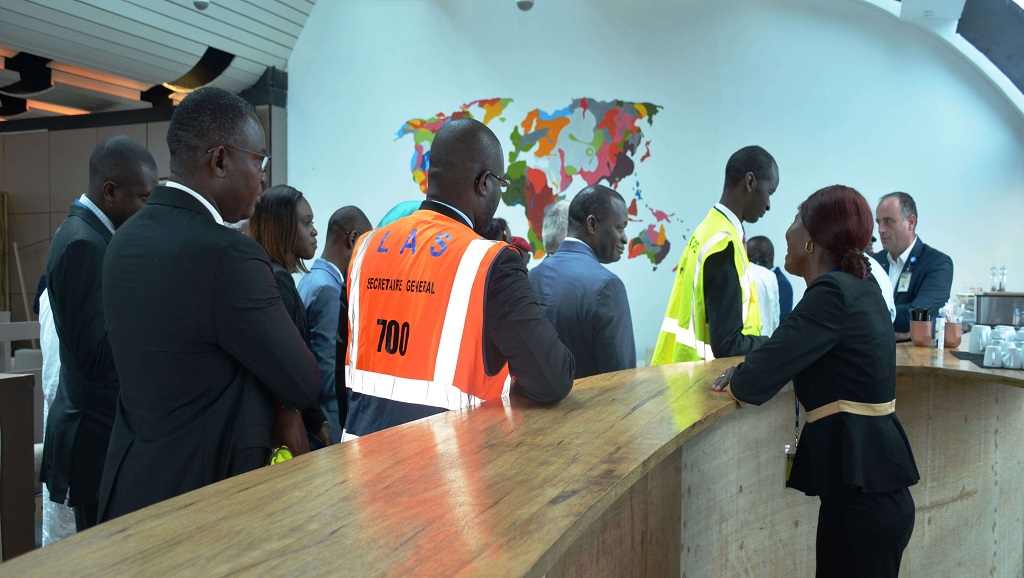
left=652, top=146, right=779, bottom=364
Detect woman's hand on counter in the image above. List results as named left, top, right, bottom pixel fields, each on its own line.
left=711, top=366, right=737, bottom=392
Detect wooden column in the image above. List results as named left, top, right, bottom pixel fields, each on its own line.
left=0, top=372, right=35, bottom=561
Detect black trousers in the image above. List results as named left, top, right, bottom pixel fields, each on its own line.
left=816, top=487, right=915, bottom=578
left=73, top=501, right=99, bottom=532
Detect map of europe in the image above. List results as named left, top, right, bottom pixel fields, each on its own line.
left=396, top=98, right=675, bottom=267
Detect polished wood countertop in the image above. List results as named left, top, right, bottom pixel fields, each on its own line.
left=5, top=344, right=1022, bottom=576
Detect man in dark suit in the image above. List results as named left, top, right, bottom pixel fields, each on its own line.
left=40, top=135, right=158, bottom=531
left=872, top=192, right=953, bottom=339
left=98, top=87, right=320, bottom=521
left=529, top=185, right=635, bottom=378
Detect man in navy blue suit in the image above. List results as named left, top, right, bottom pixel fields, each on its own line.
left=872, top=192, right=953, bottom=339
left=529, top=185, right=635, bottom=378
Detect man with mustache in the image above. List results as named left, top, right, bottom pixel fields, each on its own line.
left=653, top=145, right=778, bottom=364
left=529, top=185, right=635, bottom=378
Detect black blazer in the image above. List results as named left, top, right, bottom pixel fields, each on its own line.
left=872, top=237, right=953, bottom=333
left=40, top=203, right=117, bottom=507
left=271, top=264, right=328, bottom=432
left=730, top=271, right=919, bottom=496
left=97, top=186, right=320, bottom=521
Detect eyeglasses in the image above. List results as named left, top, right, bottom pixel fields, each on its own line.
left=207, top=143, right=271, bottom=172
left=475, top=171, right=510, bottom=191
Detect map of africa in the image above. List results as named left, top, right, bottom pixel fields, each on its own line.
left=396, top=98, right=676, bottom=267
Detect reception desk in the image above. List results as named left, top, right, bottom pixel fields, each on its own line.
left=4, top=345, right=1022, bottom=576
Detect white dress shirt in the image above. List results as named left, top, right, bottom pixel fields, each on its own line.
left=886, top=236, right=917, bottom=294
left=165, top=180, right=225, bottom=225
left=748, top=263, right=780, bottom=336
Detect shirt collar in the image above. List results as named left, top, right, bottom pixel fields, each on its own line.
left=76, top=195, right=116, bottom=235
left=320, top=258, right=343, bottom=282
left=887, top=236, right=918, bottom=268
left=427, top=199, right=473, bottom=228
left=164, top=181, right=225, bottom=225
left=713, top=203, right=744, bottom=238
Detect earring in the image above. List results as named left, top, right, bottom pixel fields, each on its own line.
left=804, top=240, right=814, bottom=254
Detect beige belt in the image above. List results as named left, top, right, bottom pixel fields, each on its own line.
left=804, top=399, right=896, bottom=423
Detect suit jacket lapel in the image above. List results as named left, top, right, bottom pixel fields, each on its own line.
left=907, top=237, right=924, bottom=267
left=68, top=203, right=113, bottom=243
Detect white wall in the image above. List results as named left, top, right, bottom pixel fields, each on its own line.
left=288, top=0, right=1024, bottom=362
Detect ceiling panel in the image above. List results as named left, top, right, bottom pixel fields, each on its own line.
left=0, top=0, right=315, bottom=121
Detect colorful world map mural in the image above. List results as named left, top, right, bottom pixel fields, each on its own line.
left=396, top=98, right=678, bottom=267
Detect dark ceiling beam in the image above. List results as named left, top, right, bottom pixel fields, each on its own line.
left=0, top=52, right=53, bottom=97
left=142, top=46, right=235, bottom=107
left=0, top=105, right=173, bottom=134
left=240, top=67, right=287, bottom=108
left=958, top=0, right=1024, bottom=95
left=0, top=95, right=28, bottom=116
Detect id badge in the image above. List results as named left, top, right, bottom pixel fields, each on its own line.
left=784, top=444, right=797, bottom=485
left=897, top=271, right=912, bottom=293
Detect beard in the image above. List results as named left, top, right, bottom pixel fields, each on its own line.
left=473, top=191, right=501, bottom=236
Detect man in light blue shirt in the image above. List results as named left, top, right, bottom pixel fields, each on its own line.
left=298, top=206, right=372, bottom=442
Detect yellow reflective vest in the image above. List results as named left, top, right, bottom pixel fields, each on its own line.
left=652, top=207, right=760, bottom=363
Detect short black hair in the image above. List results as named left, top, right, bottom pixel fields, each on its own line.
left=481, top=217, right=510, bottom=242
left=568, top=185, right=625, bottom=233
left=724, top=146, right=777, bottom=187
left=879, top=191, right=917, bottom=221
left=167, top=86, right=256, bottom=177
left=326, top=206, right=371, bottom=245
left=88, top=135, right=156, bottom=193
left=746, top=235, right=774, bottom=268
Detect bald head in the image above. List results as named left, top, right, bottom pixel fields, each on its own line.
left=87, top=135, right=158, bottom=228
left=746, top=235, right=774, bottom=268
left=426, top=118, right=504, bottom=233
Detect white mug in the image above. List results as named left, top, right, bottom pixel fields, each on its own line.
left=1004, top=346, right=1023, bottom=370
left=969, top=325, right=992, bottom=354
left=984, top=345, right=1002, bottom=368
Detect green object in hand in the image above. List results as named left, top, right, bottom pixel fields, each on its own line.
left=270, top=445, right=293, bottom=465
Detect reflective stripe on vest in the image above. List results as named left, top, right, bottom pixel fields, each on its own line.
left=652, top=208, right=760, bottom=364
left=345, top=211, right=512, bottom=416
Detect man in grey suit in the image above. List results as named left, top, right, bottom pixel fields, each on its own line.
left=40, top=135, right=158, bottom=531
left=529, top=185, right=635, bottom=378
left=98, top=87, right=320, bottom=521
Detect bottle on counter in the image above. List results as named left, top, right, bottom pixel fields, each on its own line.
left=935, top=315, right=946, bottom=351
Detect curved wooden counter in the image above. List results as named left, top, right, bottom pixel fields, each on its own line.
left=4, top=345, right=1022, bottom=576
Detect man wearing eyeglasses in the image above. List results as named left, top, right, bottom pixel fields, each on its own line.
left=97, top=87, right=320, bottom=521
left=343, top=118, right=575, bottom=440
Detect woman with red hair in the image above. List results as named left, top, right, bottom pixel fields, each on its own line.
left=712, top=185, right=919, bottom=577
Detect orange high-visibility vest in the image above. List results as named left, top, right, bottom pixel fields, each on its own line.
left=346, top=210, right=513, bottom=421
